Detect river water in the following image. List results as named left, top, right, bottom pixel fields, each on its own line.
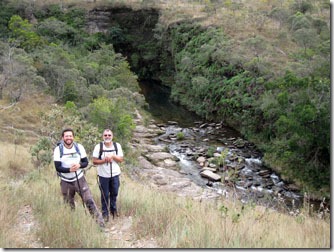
left=138, top=80, right=203, bottom=127
left=138, top=80, right=309, bottom=212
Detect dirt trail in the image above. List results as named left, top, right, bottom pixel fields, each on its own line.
left=14, top=205, right=43, bottom=248
left=103, top=216, right=159, bottom=248
left=14, top=204, right=158, bottom=248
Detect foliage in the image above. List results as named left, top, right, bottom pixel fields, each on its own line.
left=8, top=15, right=44, bottom=51
left=256, top=73, right=330, bottom=193
left=78, top=43, right=139, bottom=93
left=169, top=23, right=262, bottom=124
left=176, top=132, right=185, bottom=140
left=164, top=19, right=329, bottom=195
left=32, top=44, right=87, bottom=103
left=30, top=136, right=53, bottom=169
left=0, top=41, right=47, bottom=100
left=32, top=43, right=139, bottom=106
left=1, top=0, right=330, bottom=198
left=36, top=17, right=79, bottom=45
left=86, top=96, right=136, bottom=147
left=34, top=4, right=86, bottom=29
left=0, top=0, right=17, bottom=38
left=37, top=103, right=101, bottom=157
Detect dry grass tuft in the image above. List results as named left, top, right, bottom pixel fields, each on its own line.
left=0, top=92, right=54, bottom=144
left=0, top=144, right=35, bottom=180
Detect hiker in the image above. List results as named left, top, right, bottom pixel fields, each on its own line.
left=53, top=128, right=105, bottom=228
left=92, top=129, right=124, bottom=222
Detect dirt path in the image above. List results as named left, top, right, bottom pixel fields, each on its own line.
left=14, top=205, right=43, bottom=248
left=103, top=216, right=159, bottom=248
left=14, top=204, right=158, bottom=248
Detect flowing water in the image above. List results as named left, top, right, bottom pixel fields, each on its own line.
left=138, top=80, right=311, bottom=211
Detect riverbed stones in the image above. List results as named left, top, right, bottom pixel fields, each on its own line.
left=157, top=158, right=178, bottom=170
left=130, top=109, right=221, bottom=201
left=130, top=108, right=302, bottom=209
left=200, top=167, right=217, bottom=173
left=196, top=156, right=206, bottom=164
left=200, top=170, right=221, bottom=182
left=144, top=152, right=179, bottom=165
left=141, top=144, right=166, bottom=153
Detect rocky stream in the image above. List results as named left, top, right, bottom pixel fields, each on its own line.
left=130, top=109, right=304, bottom=213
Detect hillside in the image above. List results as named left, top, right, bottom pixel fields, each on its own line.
left=0, top=0, right=330, bottom=248
left=1, top=0, right=329, bottom=196
left=0, top=97, right=330, bottom=248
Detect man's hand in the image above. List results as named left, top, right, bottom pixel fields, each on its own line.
left=70, top=163, right=80, bottom=172
left=104, top=155, right=114, bottom=163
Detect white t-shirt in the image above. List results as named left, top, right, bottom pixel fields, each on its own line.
left=54, top=143, right=87, bottom=182
left=92, top=142, right=123, bottom=178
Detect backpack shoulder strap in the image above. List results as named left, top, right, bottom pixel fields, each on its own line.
left=98, top=142, right=118, bottom=159
left=58, top=141, right=64, bottom=158
left=113, top=142, right=118, bottom=155
left=58, top=141, right=81, bottom=158
left=73, top=142, right=81, bottom=157
left=98, top=141, right=104, bottom=160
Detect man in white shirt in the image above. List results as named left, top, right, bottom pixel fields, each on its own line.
left=54, top=128, right=105, bottom=228
left=92, top=129, right=124, bottom=222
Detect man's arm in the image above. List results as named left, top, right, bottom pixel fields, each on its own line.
left=54, top=161, right=70, bottom=173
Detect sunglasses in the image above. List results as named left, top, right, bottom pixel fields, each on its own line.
left=104, top=134, right=112, bottom=137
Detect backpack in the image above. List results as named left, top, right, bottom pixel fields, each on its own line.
left=98, top=141, right=118, bottom=160
left=56, top=141, right=82, bottom=178
left=57, top=140, right=81, bottom=158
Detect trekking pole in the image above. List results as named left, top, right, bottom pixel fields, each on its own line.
left=96, top=174, right=110, bottom=215
left=109, top=161, right=115, bottom=219
left=75, top=171, right=87, bottom=213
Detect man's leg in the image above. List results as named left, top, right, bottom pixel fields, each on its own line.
left=61, top=180, right=76, bottom=210
left=99, top=176, right=111, bottom=221
left=110, top=175, right=120, bottom=218
left=78, top=176, right=105, bottom=228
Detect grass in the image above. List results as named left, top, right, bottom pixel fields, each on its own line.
left=0, top=139, right=330, bottom=248
left=0, top=94, right=330, bottom=248
left=0, top=1, right=330, bottom=246
left=0, top=93, right=55, bottom=144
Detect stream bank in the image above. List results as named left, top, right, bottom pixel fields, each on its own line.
left=130, top=108, right=305, bottom=213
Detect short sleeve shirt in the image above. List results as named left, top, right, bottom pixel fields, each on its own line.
left=54, top=143, right=87, bottom=182
left=92, top=142, right=123, bottom=178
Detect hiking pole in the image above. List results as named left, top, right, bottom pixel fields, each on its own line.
left=109, top=161, right=116, bottom=219
left=96, top=174, right=110, bottom=216
left=75, top=171, right=87, bottom=214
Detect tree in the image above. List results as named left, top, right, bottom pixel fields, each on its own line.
left=0, top=41, right=46, bottom=101
left=293, top=28, right=318, bottom=56
left=269, top=7, right=289, bottom=29
left=36, top=17, right=78, bottom=45
left=86, top=96, right=135, bottom=146
left=8, top=15, right=44, bottom=51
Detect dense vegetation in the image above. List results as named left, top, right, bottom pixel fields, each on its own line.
left=164, top=21, right=330, bottom=195
left=0, top=0, right=330, bottom=199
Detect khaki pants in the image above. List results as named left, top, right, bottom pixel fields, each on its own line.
left=60, top=176, right=104, bottom=225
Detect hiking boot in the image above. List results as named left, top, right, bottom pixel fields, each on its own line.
left=103, top=214, right=109, bottom=223
left=97, top=218, right=105, bottom=229
left=111, top=210, right=119, bottom=219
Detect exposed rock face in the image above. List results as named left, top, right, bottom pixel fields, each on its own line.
left=86, top=7, right=159, bottom=35
left=85, top=7, right=161, bottom=79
